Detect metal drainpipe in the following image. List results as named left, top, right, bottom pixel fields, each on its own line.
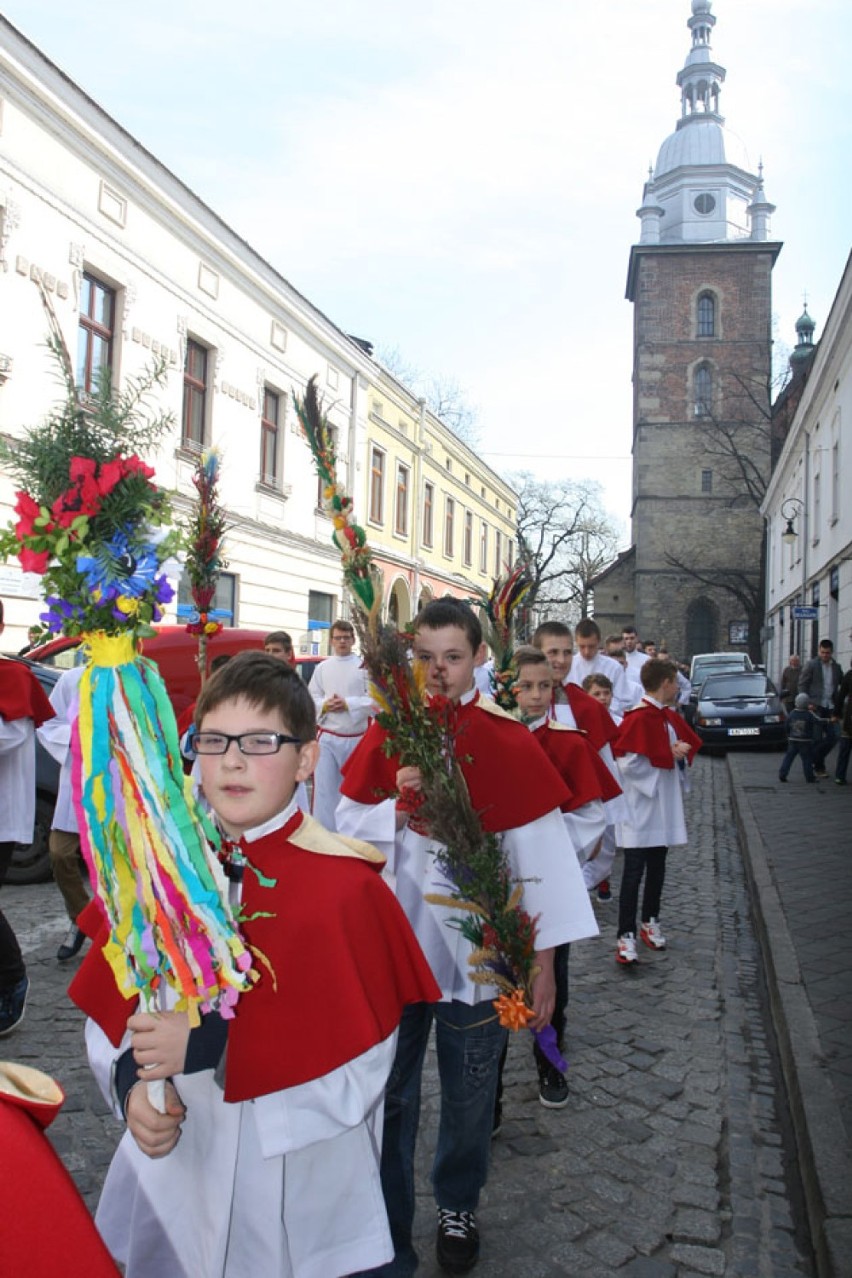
left=411, top=397, right=426, bottom=616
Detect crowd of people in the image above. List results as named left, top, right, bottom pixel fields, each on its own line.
left=1, top=597, right=848, bottom=1277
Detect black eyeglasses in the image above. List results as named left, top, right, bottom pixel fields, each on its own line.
left=193, top=731, right=304, bottom=756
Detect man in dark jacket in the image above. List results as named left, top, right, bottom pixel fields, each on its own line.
left=798, top=639, right=844, bottom=776
left=779, top=654, right=802, bottom=712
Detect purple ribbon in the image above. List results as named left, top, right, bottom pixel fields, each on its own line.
left=532, top=1025, right=567, bottom=1073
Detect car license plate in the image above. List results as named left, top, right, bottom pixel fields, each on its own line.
left=728, top=727, right=760, bottom=736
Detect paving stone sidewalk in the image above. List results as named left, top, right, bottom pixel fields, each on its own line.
left=0, top=755, right=821, bottom=1276
left=727, top=750, right=852, bottom=1278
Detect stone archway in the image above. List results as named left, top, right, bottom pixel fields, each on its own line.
left=686, top=596, right=718, bottom=658
left=387, top=577, right=412, bottom=629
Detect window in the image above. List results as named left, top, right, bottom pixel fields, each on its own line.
left=395, top=463, right=409, bottom=536
left=697, top=293, right=716, bottom=337
left=423, top=482, right=434, bottom=547
left=694, top=364, right=712, bottom=417
left=463, top=510, right=473, bottom=566
left=701, top=469, right=713, bottom=493
left=831, top=438, right=840, bottom=521
left=309, top=589, right=335, bottom=654
left=77, top=272, right=115, bottom=394
left=507, top=540, right=514, bottom=570
left=260, top=388, right=281, bottom=486
left=369, top=447, right=385, bottom=523
left=479, top=521, right=488, bottom=573
left=182, top=339, right=210, bottom=450
left=444, top=497, right=455, bottom=558
left=178, top=568, right=236, bottom=625
left=494, top=529, right=502, bottom=578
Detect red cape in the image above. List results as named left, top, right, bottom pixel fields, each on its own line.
left=613, top=700, right=702, bottom=768
left=340, top=694, right=571, bottom=832
left=533, top=721, right=622, bottom=810
left=0, top=659, right=55, bottom=727
left=0, top=1070, right=120, bottom=1276
left=70, top=813, right=440, bottom=1101
left=559, top=682, right=619, bottom=750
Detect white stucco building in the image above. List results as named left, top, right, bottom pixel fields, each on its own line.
left=762, top=252, right=852, bottom=681
left=0, top=17, right=516, bottom=651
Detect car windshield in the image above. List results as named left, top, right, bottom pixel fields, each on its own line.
left=700, top=674, right=771, bottom=699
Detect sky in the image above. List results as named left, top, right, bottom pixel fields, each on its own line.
left=3, top=0, right=850, bottom=543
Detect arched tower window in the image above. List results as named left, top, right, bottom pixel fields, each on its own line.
left=693, top=363, right=713, bottom=418
left=697, top=292, right=716, bottom=337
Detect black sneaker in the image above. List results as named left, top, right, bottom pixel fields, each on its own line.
left=537, top=1061, right=569, bottom=1109
left=57, top=925, right=86, bottom=962
left=436, top=1209, right=480, bottom=1274
left=0, top=975, right=29, bottom=1037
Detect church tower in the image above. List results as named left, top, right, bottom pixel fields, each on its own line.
left=625, top=0, right=782, bottom=660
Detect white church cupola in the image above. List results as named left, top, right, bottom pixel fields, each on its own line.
left=639, top=0, right=771, bottom=246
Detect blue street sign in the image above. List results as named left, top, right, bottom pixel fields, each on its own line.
left=791, top=606, right=819, bottom=620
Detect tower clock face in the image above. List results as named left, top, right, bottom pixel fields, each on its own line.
left=694, top=192, right=716, bottom=215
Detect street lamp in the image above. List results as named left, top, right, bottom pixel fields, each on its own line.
left=781, top=497, right=804, bottom=545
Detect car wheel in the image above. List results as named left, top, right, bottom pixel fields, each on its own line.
left=7, top=792, right=55, bottom=885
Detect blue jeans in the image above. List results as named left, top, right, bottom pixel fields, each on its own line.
left=779, top=740, right=814, bottom=781
left=361, top=999, right=508, bottom=1277
left=836, top=736, right=851, bottom=782
left=812, top=713, right=839, bottom=771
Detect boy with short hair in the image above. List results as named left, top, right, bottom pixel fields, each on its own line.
left=309, top=618, right=373, bottom=830
left=581, top=672, right=623, bottom=902
left=611, top=658, right=702, bottom=966
left=74, top=651, right=439, bottom=1278
left=532, top=621, right=619, bottom=752
left=263, top=630, right=296, bottom=665
left=512, top=647, right=614, bottom=1106
left=338, top=600, right=598, bottom=1276
left=566, top=618, right=633, bottom=714
left=778, top=692, right=819, bottom=783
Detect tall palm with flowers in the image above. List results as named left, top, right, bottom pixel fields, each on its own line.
left=293, top=376, right=561, bottom=1061
left=0, top=289, right=254, bottom=1107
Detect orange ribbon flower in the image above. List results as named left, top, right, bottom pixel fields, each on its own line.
left=493, top=988, right=534, bottom=1031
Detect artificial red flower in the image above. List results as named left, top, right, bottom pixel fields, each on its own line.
left=96, top=459, right=124, bottom=496
left=18, top=546, right=50, bottom=574
left=13, top=491, right=45, bottom=540
left=121, top=455, right=156, bottom=481
left=69, top=457, right=97, bottom=482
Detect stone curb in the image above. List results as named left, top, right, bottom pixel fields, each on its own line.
left=727, top=758, right=852, bottom=1278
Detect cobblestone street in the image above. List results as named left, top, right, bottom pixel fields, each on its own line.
left=1, top=755, right=821, bottom=1276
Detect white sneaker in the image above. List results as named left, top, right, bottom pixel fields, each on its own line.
left=616, top=933, right=638, bottom=965
left=640, top=918, right=667, bottom=950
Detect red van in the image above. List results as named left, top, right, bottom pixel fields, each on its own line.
left=27, top=627, right=322, bottom=720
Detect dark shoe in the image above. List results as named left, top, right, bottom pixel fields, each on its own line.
left=537, top=1061, right=569, bottom=1109
left=813, top=770, right=828, bottom=779
left=57, top=925, right=86, bottom=962
left=0, top=976, right=29, bottom=1037
left=596, top=878, right=612, bottom=901
left=835, top=778, right=847, bottom=786
left=436, top=1209, right=480, bottom=1274
left=778, top=775, right=787, bottom=782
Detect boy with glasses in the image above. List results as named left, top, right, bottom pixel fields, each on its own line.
left=74, top=651, right=438, bottom=1278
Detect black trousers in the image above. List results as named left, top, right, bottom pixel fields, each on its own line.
left=0, top=842, right=26, bottom=990
left=618, top=846, right=668, bottom=938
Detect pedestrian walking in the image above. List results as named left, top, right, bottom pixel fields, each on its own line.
left=798, top=640, right=843, bottom=777
left=778, top=693, right=820, bottom=784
